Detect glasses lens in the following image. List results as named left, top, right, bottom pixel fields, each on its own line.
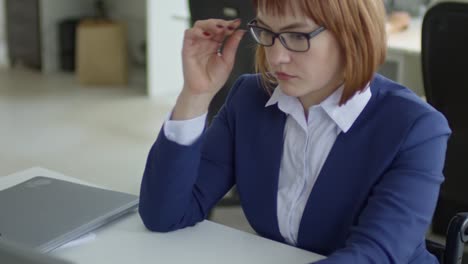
left=250, top=27, right=273, bottom=46
left=280, top=33, right=309, bottom=52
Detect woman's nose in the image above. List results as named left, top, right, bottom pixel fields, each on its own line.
left=266, top=40, right=291, bottom=66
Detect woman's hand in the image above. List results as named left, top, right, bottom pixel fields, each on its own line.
left=182, top=18, right=245, bottom=95
left=172, top=19, right=245, bottom=120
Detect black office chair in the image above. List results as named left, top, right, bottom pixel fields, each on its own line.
left=426, top=213, right=468, bottom=264
left=422, top=0, right=468, bottom=235
left=422, top=1, right=468, bottom=263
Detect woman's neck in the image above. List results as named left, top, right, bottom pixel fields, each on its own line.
left=299, top=79, right=344, bottom=113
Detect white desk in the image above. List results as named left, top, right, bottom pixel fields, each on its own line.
left=0, top=168, right=325, bottom=264
left=384, top=18, right=425, bottom=96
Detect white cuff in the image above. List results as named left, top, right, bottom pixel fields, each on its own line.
left=163, top=112, right=207, bottom=146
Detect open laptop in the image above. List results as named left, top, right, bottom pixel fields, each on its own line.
left=0, top=176, right=138, bottom=252
left=0, top=239, right=72, bottom=264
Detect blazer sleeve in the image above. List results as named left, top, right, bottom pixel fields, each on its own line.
left=313, top=111, right=451, bottom=264
left=138, top=76, right=246, bottom=232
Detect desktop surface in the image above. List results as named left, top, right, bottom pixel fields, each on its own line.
left=1, top=168, right=325, bottom=264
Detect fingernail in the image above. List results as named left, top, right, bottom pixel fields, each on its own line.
left=216, top=24, right=224, bottom=29
left=227, top=26, right=235, bottom=30
left=203, top=32, right=211, bottom=36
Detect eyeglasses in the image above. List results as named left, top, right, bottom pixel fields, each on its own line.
left=247, top=19, right=326, bottom=52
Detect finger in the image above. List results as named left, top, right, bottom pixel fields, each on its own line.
left=183, top=28, right=220, bottom=57
left=193, top=19, right=227, bottom=42
left=226, top=18, right=242, bottom=32
left=220, top=30, right=246, bottom=64
left=194, top=18, right=236, bottom=29
left=186, top=19, right=243, bottom=58
left=184, top=27, right=216, bottom=42
left=217, top=18, right=242, bottom=39
left=194, top=18, right=241, bottom=42
left=184, top=27, right=222, bottom=50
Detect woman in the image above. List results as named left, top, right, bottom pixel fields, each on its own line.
left=139, top=1, right=451, bottom=263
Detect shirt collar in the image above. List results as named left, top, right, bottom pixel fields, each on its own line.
left=265, top=84, right=372, bottom=133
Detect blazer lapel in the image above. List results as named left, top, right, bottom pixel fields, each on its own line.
left=296, top=133, right=351, bottom=251
left=295, top=82, right=380, bottom=252
left=240, top=104, right=286, bottom=242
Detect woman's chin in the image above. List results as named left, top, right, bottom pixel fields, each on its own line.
left=279, top=82, right=303, bottom=97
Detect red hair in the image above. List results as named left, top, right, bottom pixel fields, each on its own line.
left=252, top=0, right=387, bottom=104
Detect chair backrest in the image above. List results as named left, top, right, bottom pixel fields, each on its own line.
left=444, top=213, right=468, bottom=264
left=426, top=212, right=468, bottom=264
left=188, top=0, right=256, bottom=122
left=422, top=0, right=468, bottom=237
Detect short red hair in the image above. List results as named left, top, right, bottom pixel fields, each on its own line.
left=252, top=0, right=387, bottom=104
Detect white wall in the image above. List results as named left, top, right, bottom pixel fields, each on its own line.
left=147, top=0, right=189, bottom=102
left=40, top=0, right=95, bottom=73
left=0, top=0, right=5, bottom=41
left=104, top=0, right=147, bottom=67
left=0, top=0, right=7, bottom=66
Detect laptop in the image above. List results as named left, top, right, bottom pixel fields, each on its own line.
left=0, top=176, right=139, bottom=252
left=0, top=239, right=73, bottom=264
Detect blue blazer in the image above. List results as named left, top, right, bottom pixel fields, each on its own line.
left=139, top=74, right=451, bottom=263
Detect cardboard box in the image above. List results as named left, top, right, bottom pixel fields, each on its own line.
left=76, top=20, right=128, bottom=86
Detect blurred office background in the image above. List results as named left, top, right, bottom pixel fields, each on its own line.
left=0, top=0, right=255, bottom=234
left=0, top=0, right=466, bottom=257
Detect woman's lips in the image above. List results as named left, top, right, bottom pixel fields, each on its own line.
left=275, top=72, right=296, bottom=81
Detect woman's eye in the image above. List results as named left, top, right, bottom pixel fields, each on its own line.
left=290, top=33, right=307, bottom=40
left=259, top=30, right=271, bottom=38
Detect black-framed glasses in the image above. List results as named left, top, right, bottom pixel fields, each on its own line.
left=247, top=19, right=326, bottom=52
